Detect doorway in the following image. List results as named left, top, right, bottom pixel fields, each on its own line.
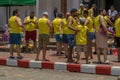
left=61, top=0, right=67, bottom=15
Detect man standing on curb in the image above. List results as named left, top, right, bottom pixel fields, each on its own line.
left=67, top=9, right=78, bottom=63
left=84, top=10, right=94, bottom=59
left=36, top=12, right=51, bottom=61
left=8, top=9, right=24, bottom=59
left=24, top=11, right=37, bottom=53
left=52, top=13, right=64, bottom=56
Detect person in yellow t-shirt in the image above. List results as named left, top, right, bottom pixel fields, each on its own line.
left=8, top=9, right=24, bottom=59
left=36, top=12, right=51, bottom=61
left=75, top=18, right=89, bottom=64
left=115, top=13, right=120, bottom=61
left=23, top=11, right=37, bottom=53
left=96, top=9, right=109, bottom=64
left=67, top=9, right=78, bottom=63
left=84, top=10, right=94, bottom=59
left=52, top=13, right=64, bottom=56
left=60, top=12, right=71, bottom=57
left=78, top=3, right=85, bottom=18
left=88, top=4, right=96, bottom=19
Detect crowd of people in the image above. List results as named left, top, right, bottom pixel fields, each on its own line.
left=7, top=3, right=120, bottom=64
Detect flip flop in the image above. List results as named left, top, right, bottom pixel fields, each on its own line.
left=8, top=56, right=15, bottom=59
left=35, top=59, right=40, bottom=61
left=42, top=59, right=50, bottom=61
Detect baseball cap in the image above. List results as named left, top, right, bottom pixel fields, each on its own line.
left=42, top=12, right=48, bottom=16
left=79, top=18, right=86, bottom=23
left=80, top=3, right=84, bottom=7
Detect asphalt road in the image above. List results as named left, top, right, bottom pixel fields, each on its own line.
left=0, top=66, right=118, bottom=80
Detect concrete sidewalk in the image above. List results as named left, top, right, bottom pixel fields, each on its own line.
left=0, top=51, right=120, bottom=76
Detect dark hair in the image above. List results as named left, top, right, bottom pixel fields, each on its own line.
left=83, top=10, right=88, bottom=15
left=99, top=9, right=104, bottom=14
left=57, top=13, right=63, bottom=18
left=92, top=4, right=96, bottom=7
left=70, top=8, right=77, bottom=14
left=30, top=11, right=34, bottom=14
left=13, top=9, right=19, bottom=16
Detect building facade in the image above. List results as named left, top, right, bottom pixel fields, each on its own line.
left=0, top=0, right=119, bottom=26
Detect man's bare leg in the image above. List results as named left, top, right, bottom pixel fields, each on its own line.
left=10, top=44, right=14, bottom=57
left=67, top=47, right=74, bottom=62
left=118, top=48, right=120, bottom=61
left=63, top=43, right=68, bottom=57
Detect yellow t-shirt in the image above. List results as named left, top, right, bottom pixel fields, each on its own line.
left=88, top=8, right=95, bottom=21
left=104, top=16, right=109, bottom=26
left=9, top=16, right=22, bottom=33
left=86, top=17, right=94, bottom=32
left=76, top=25, right=88, bottom=45
left=62, top=18, right=68, bottom=34
left=78, top=9, right=84, bottom=18
left=52, top=18, right=62, bottom=34
left=38, top=17, right=49, bottom=34
left=25, top=16, right=37, bottom=31
left=115, top=18, right=120, bottom=37
left=94, top=15, right=100, bottom=32
left=88, top=9, right=92, bottom=17
left=67, top=16, right=78, bottom=34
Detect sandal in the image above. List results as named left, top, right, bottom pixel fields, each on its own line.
left=42, top=59, right=50, bottom=61
left=104, top=60, right=110, bottom=64
left=8, top=56, right=15, bottom=59
left=17, top=56, right=23, bottom=60
left=35, top=58, right=40, bottom=61
left=86, top=61, right=91, bottom=64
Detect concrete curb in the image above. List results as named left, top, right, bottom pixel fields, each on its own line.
left=0, top=58, right=120, bottom=76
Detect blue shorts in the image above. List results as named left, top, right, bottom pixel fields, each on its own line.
left=62, top=34, right=68, bottom=43
left=88, top=32, right=94, bottom=41
left=67, top=34, right=75, bottom=47
left=55, top=34, right=62, bottom=42
left=9, top=33, right=21, bottom=44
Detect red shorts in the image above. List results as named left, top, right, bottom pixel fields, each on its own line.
left=25, top=30, right=37, bottom=41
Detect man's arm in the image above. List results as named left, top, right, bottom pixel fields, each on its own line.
left=100, top=16, right=108, bottom=36
left=34, top=18, right=38, bottom=29
left=47, top=19, right=52, bottom=33
left=105, top=16, right=114, bottom=26
left=16, top=17, right=23, bottom=28
left=23, top=17, right=31, bottom=25
left=90, top=9, right=94, bottom=18
left=68, top=18, right=76, bottom=31
left=84, top=19, right=89, bottom=26
left=59, top=20, right=64, bottom=38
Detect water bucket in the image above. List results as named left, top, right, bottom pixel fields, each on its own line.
left=112, top=48, right=118, bottom=56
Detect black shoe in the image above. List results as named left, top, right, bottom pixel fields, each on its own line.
left=8, top=56, right=15, bottom=59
